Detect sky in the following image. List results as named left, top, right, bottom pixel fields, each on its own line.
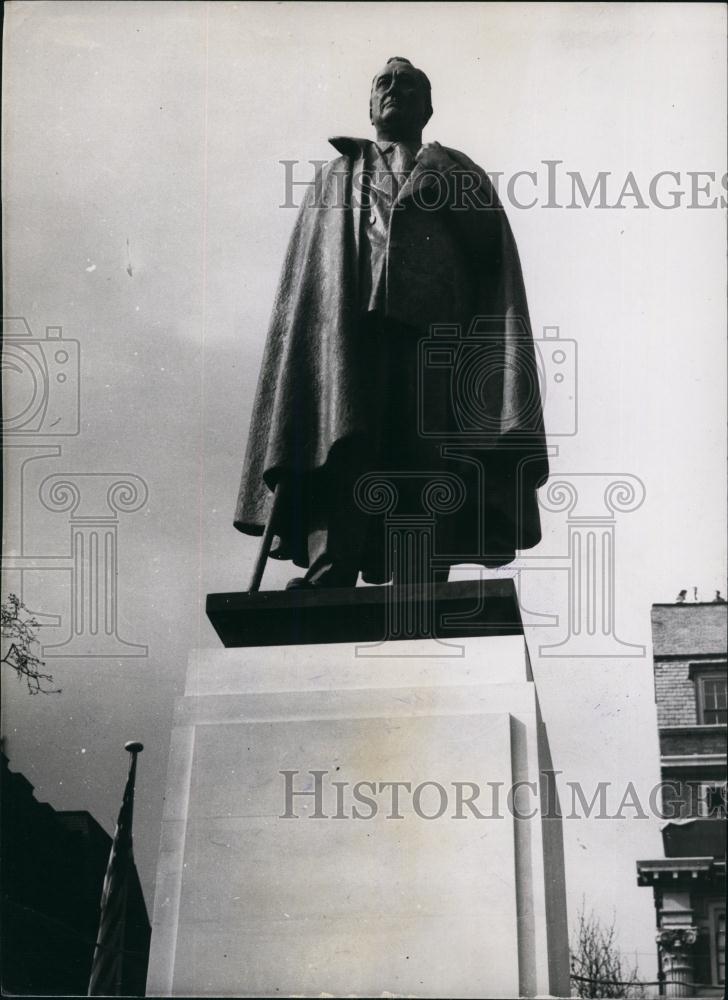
left=2, top=1, right=726, bottom=988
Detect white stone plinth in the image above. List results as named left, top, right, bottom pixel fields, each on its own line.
left=147, top=636, right=569, bottom=998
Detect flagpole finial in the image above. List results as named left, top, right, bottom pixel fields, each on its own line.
left=124, top=740, right=144, bottom=754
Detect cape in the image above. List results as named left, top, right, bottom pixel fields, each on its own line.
left=234, top=137, right=549, bottom=569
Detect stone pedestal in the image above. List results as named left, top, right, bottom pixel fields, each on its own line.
left=147, top=593, right=569, bottom=998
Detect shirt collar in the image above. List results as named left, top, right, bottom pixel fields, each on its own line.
left=328, top=136, right=432, bottom=161
left=375, top=139, right=421, bottom=157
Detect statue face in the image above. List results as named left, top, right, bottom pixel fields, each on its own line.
left=370, top=61, right=431, bottom=137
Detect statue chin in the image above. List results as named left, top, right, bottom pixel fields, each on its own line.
left=375, top=103, right=416, bottom=130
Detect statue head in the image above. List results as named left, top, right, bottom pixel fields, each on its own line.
left=369, top=57, right=433, bottom=142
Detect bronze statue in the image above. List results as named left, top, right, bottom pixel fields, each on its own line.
left=235, top=58, right=548, bottom=590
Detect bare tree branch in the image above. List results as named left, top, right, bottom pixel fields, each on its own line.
left=570, top=900, right=645, bottom=998
left=1, top=594, right=60, bottom=695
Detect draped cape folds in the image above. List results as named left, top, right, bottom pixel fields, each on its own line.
left=235, top=136, right=549, bottom=572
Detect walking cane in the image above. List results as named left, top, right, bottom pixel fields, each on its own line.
left=247, top=481, right=283, bottom=592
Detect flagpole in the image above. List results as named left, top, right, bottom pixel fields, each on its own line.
left=115, top=742, right=142, bottom=996
left=87, top=741, right=144, bottom=997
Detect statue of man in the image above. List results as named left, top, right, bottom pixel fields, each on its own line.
left=235, top=57, right=549, bottom=589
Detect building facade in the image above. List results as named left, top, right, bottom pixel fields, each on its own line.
left=1, top=752, right=151, bottom=995
left=637, top=602, right=726, bottom=997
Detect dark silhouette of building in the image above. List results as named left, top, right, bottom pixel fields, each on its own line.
left=1, top=752, right=150, bottom=995
left=637, top=602, right=726, bottom=997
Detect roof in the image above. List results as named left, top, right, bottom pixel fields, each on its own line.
left=651, top=603, right=727, bottom=658
left=636, top=856, right=725, bottom=886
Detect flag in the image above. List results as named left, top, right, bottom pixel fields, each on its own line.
left=87, top=741, right=143, bottom=996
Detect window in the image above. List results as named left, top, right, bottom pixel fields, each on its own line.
left=709, top=904, right=725, bottom=986
left=699, top=675, right=727, bottom=724
left=690, top=664, right=728, bottom=724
